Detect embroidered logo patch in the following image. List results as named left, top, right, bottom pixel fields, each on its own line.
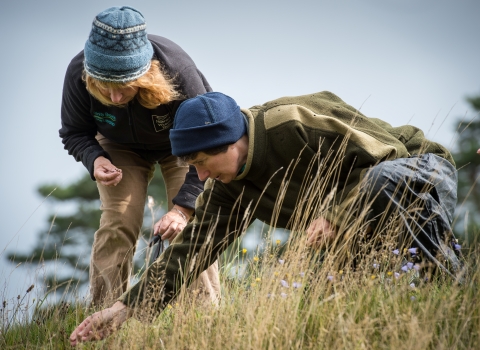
left=152, top=114, right=172, bottom=132
left=93, top=112, right=116, bottom=126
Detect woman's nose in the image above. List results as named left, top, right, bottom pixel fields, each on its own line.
left=110, top=90, right=123, bottom=103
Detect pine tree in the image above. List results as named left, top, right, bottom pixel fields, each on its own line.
left=452, top=93, right=480, bottom=243
left=7, top=170, right=168, bottom=297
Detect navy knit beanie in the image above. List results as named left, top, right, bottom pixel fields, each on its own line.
left=84, top=6, right=154, bottom=83
left=170, top=92, right=247, bottom=157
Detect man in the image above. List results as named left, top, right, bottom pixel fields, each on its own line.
left=60, top=6, right=220, bottom=306
left=70, top=91, right=461, bottom=345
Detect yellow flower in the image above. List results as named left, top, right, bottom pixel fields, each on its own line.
left=250, top=283, right=256, bottom=288
left=242, top=248, right=247, bottom=254
left=253, top=256, right=259, bottom=262
left=387, top=271, right=393, bottom=276
left=371, top=275, right=376, bottom=280
left=274, top=271, right=279, bottom=277
left=339, top=270, right=343, bottom=275
left=255, top=277, right=261, bottom=282
left=167, top=304, right=173, bottom=309
left=276, top=239, right=281, bottom=245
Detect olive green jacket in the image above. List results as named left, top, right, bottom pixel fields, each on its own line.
left=120, top=91, right=454, bottom=310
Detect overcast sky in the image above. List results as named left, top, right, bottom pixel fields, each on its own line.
left=1, top=0, right=479, bottom=302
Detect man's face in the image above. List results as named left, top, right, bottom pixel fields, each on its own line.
left=189, top=147, right=243, bottom=183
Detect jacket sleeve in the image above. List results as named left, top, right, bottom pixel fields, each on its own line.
left=119, top=179, right=247, bottom=312
left=148, top=35, right=212, bottom=98
left=172, top=165, right=205, bottom=209
left=58, top=57, right=110, bottom=180
left=176, top=65, right=213, bottom=97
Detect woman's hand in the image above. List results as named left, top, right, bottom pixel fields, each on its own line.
left=93, top=156, right=123, bottom=186
left=69, top=301, right=131, bottom=346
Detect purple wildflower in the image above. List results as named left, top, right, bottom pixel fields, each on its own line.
left=299, top=272, right=305, bottom=277
left=392, top=249, right=399, bottom=255
left=327, top=275, right=334, bottom=282
left=401, top=265, right=409, bottom=272
left=413, top=264, right=421, bottom=271
left=373, top=263, right=379, bottom=269
left=278, top=259, right=285, bottom=265
left=292, top=282, right=302, bottom=289
left=407, top=262, right=414, bottom=269
left=280, top=280, right=289, bottom=288
left=408, top=248, right=417, bottom=254
left=454, top=244, right=461, bottom=251
left=394, top=272, right=400, bottom=279
left=409, top=283, right=415, bottom=289
left=410, top=296, right=416, bottom=301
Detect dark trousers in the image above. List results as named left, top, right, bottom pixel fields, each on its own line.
left=361, top=153, right=461, bottom=275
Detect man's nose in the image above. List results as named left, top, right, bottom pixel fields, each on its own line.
left=196, top=167, right=209, bottom=181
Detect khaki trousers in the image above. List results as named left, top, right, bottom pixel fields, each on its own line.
left=90, top=135, right=220, bottom=306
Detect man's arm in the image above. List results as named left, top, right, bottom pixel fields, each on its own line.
left=120, top=179, right=246, bottom=312
left=69, top=180, right=244, bottom=345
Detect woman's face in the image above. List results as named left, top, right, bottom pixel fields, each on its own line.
left=98, top=85, right=139, bottom=105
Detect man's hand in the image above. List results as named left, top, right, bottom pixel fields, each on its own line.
left=477, top=149, right=480, bottom=155
left=154, top=205, right=194, bottom=241
left=306, top=216, right=336, bottom=249
left=69, top=301, right=131, bottom=346
left=94, top=156, right=122, bottom=187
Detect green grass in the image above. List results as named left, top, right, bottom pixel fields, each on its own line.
left=2, top=143, right=476, bottom=349
left=1, top=239, right=478, bottom=350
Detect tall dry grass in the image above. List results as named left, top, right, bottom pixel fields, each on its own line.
left=1, top=139, right=476, bottom=349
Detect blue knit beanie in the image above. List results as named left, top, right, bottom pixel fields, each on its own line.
left=170, top=92, right=247, bottom=157
left=84, top=6, right=154, bottom=83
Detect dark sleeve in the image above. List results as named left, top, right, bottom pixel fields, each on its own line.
left=58, top=53, right=110, bottom=180
left=148, top=35, right=213, bottom=98
left=172, top=165, right=205, bottom=209
left=175, top=65, right=213, bottom=97
left=120, top=180, right=248, bottom=311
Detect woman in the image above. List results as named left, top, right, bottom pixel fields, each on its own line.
left=60, top=6, right=220, bottom=306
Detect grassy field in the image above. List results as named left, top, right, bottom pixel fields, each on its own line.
left=0, top=230, right=477, bottom=350
left=2, top=146, right=477, bottom=349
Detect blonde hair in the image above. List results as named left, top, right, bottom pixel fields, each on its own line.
left=84, top=60, right=182, bottom=109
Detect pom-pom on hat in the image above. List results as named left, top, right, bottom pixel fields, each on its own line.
left=170, top=92, right=247, bottom=157
left=84, top=6, right=154, bottom=83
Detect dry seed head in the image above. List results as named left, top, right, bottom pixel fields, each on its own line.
left=147, top=195, right=155, bottom=209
